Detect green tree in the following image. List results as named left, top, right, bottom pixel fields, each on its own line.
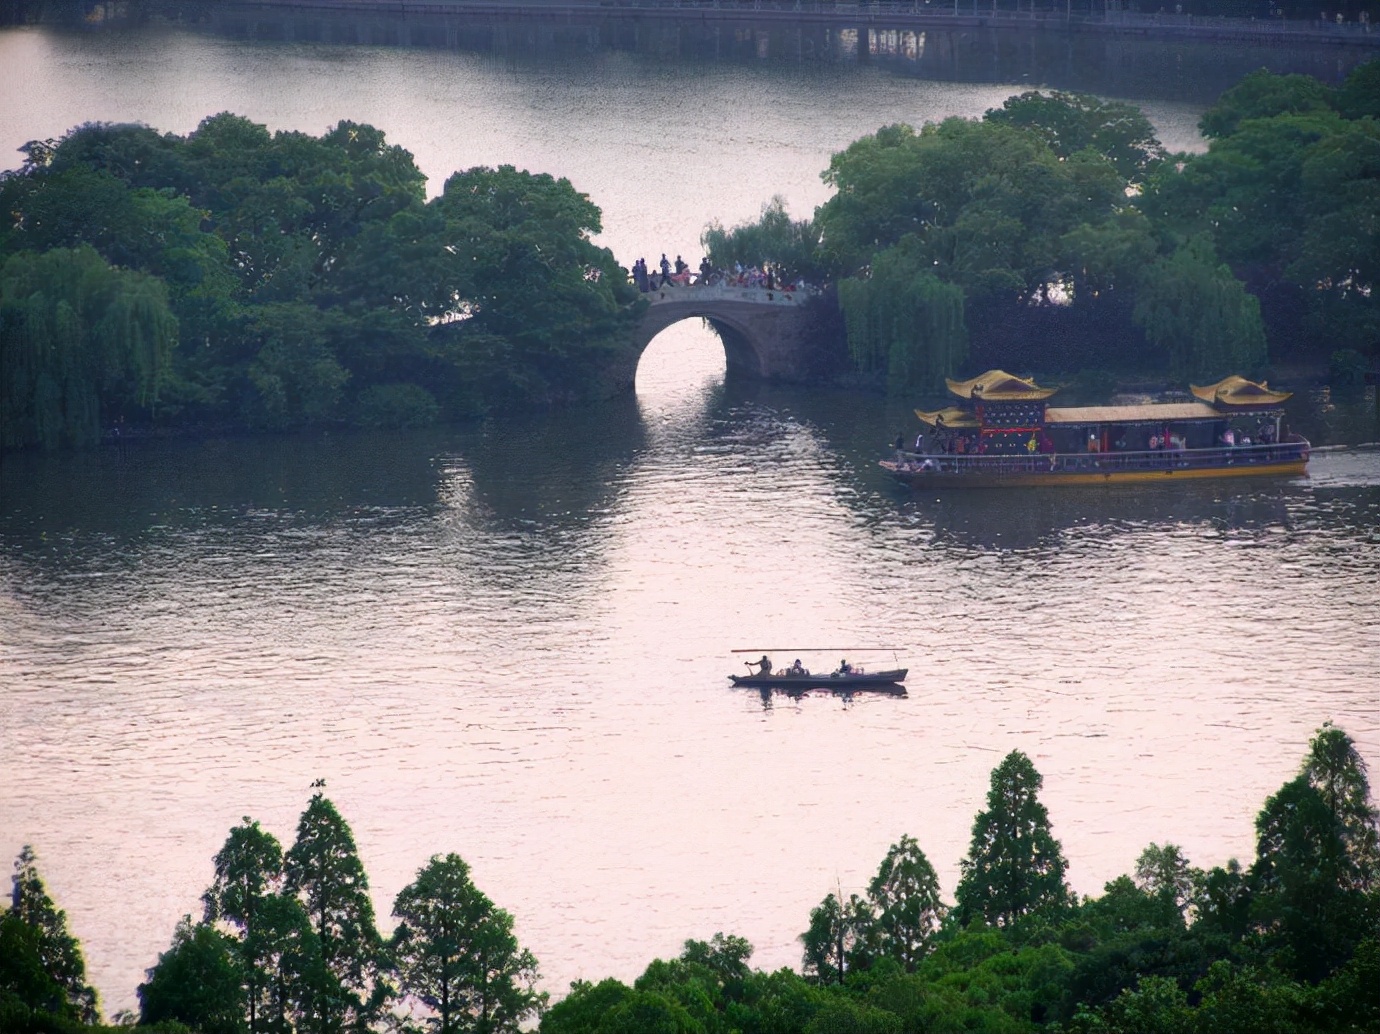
left=1334, top=58, right=1380, bottom=121
left=865, top=836, right=945, bottom=970
left=0, top=909, right=68, bottom=1026
left=430, top=165, right=640, bottom=411
left=1132, top=843, right=1200, bottom=919
left=1250, top=776, right=1366, bottom=982
left=285, top=792, right=386, bottom=1034
left=985, top=90, right=1166, bottom=183
left=1132, top=235, right=1267, bottom=381
left=678, top=932, right=753, bottom=987
left=1099, top=974, right=1193, bottom=1034
left=1198, top=68, right=1336, bottom=140
left=390, top=852, right=545, bottom=1034
left=836, top=239, right=967, bottom=393
left=1192, top=858, right=1253, bottom=943
left=0, top=245, right=176, bottom=448
left=800, top=891, right=877, bottom=985
left=954, top=751, right=1071, bottom=930
left=801, top=998, right=902, bottom=1034
left=1191, top=960, right=1304, bottom=1033
left=1299, top=723, right=1380, bottom=890
left=139, top=916, right=248, bottom=1034
left=203, top=817, right=289, bottom=1034
left=8, top=846, right=99, bottom=1023
left=700, top=196, right=824, bottom=282
left=538, top=978, right=631, bottom=1034
left=597, top=989, right=703, bottom=1034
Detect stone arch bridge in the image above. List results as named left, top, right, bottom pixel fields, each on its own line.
left=604, top=283, right=824, bottom=394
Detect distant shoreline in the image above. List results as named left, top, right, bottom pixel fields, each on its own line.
left=7, top=0, right=1380, bottom=49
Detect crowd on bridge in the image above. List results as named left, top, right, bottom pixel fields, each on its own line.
left=631, top=253, right=810, bottom=295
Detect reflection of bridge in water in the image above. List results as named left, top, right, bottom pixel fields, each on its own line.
left=609, top=283, right=823, bottom=392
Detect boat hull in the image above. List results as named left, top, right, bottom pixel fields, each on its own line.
left=729, top=668, right=908, bottom=688
left=881, top=458, right=1308, bottom=488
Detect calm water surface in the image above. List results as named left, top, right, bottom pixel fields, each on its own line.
left=2, top=16, right=1379, bottom=1016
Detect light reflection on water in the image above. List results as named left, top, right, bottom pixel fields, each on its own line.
left=2, top=324, right=1378, bottom=1014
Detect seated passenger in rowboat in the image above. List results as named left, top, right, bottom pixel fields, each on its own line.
left=833, top=659, right=853, bottom=677
left=789, top=658, right=807, bottom=675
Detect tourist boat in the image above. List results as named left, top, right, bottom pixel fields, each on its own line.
left=881, top=371, right=1310, bottom=488
left=728, top=668, right=908, bottom=689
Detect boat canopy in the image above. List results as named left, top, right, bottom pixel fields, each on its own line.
left=1190, top=375, right=1292, bottom=408
left=1045, top=402, right=1223, bottom=425
left=914, top=406, right=979, bottom=428
left=946, top=370, right=1057, bottom=401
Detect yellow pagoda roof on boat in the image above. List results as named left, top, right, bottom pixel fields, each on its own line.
left=1045, top=402, right=1222, bottom=425
left=946, top=370, right=1058, bottom=401
left=914, top=406, right=979, bottom=429
left=1189, top=375, right=1292, bottom=407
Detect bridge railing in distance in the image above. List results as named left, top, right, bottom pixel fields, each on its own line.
left=642, top=282, right=818, bottom=306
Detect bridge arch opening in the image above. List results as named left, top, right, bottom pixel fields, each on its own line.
left=621, top=286, right=819, bottom=399
left=634, top=319, right=727, bottom=411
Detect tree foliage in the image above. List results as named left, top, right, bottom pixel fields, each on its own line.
left=284, top=793, right=386, bottom=1034
left=866, top=836, right=946, bottom=970
left=7, top=846, right=99, bottom=1024
left=837, top=239, right=967, bottom=394
left=800, top=892, right=877, bottom=985
left=954, top=751, right=1071, bottom=930
left=390, top=853, right=545, bottom=1034
left=1132, top=235, right=1267, bottom=381
left=985, top=90, right=1166, bottom=183
left=701, top=196, right=824, bottom=282
left=0, top=246, right=175, bottom=448
left=138, top=917, right=247, bottom=1034
left=0, top=115, right=643, bottom=448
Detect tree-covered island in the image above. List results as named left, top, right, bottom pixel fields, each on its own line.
left=3, top=60, right=1377, bottom=451
left=702, top=59, right=1380, bottom=398
left=3, top=724, right=1376, bottom=1033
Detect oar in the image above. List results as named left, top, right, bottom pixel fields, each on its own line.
left=730, top=647, right=905, bottom=653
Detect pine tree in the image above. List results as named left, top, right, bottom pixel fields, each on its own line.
left=284, top=793, right=385, bottom=1034
left=1300, top=722, right=1380, bottom=890
left=203, top=817, right=289, bottom=1034
left=866, top=835, right=946, bottom=969
left=9, top=846, right=99, bottom=1023
left=391, top=853, right=545, bottom=1034
left=953, top=751, right=1071, bottom=929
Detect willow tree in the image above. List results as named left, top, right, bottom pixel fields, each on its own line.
left=837, top=238, right=967, bottom=394
left=0, top=245, right=175, bottom=448
left=1132, top=235, right=1267, bottom=382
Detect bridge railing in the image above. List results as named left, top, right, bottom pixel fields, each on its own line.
left=641, top=282, right=819, bottom=306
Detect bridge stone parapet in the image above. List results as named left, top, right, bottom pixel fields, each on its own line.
left=607, top=283, right=824, bottom=395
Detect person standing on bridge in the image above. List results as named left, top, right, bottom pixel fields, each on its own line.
left=699, top=256, right=712, bottom=284
left=660, top=254, right=672, bottom=280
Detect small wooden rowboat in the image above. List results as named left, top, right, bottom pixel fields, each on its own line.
left=728, top=668, right=908, bottom=689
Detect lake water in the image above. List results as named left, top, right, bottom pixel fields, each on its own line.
left=1, top=9, right=1378, bottom=1018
